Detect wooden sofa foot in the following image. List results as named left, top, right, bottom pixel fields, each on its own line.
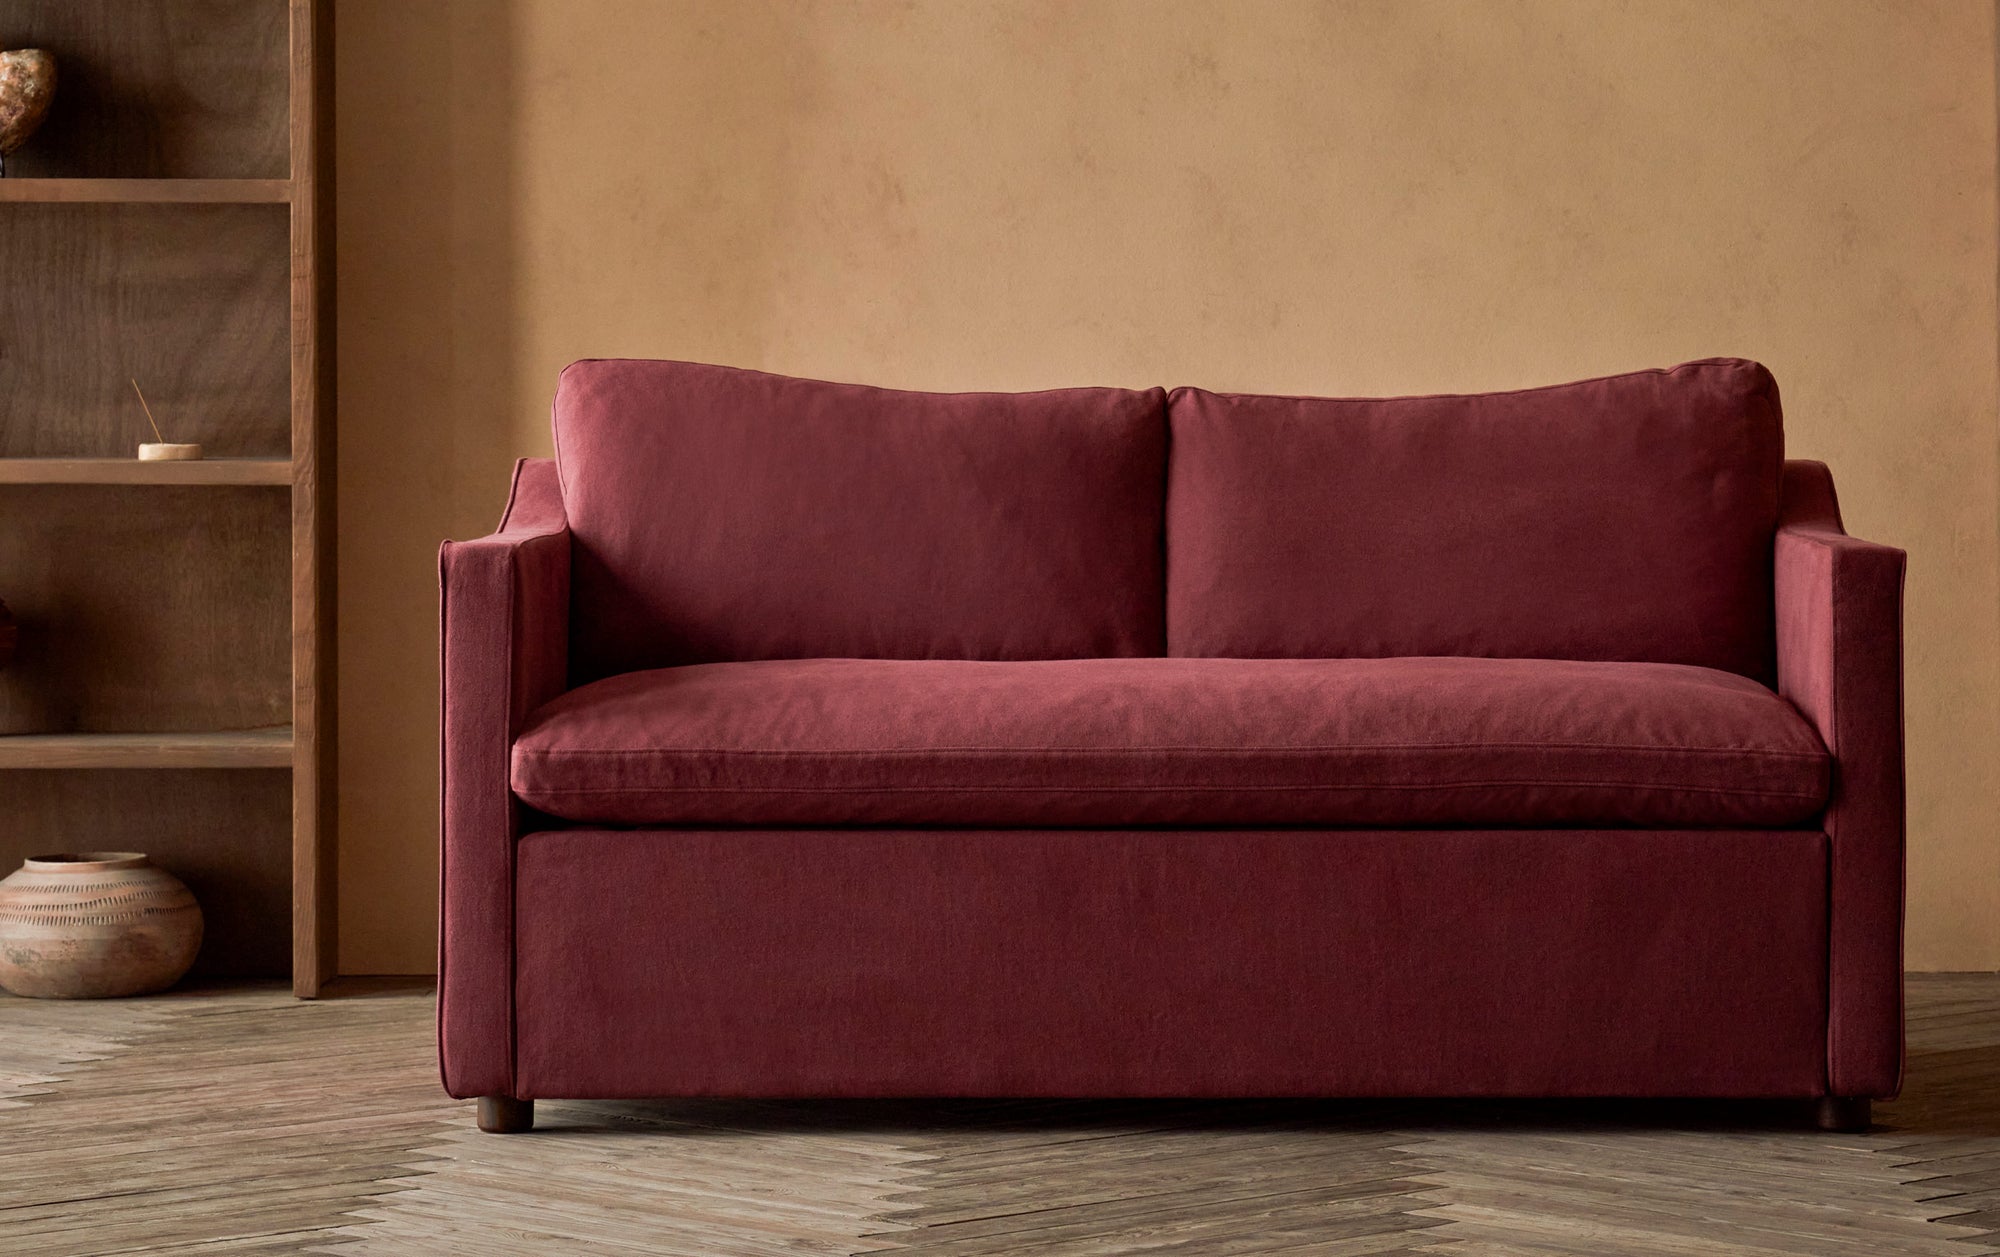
left=1815, top=1097, right=1870, bottom=1132
left=477, top=1096, right=534, bottom=1133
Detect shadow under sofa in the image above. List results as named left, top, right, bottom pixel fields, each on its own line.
left=438, top=357, right=1904, bottom=1135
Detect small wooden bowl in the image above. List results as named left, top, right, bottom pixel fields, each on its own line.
left=137, top=443, right=203, bottom=461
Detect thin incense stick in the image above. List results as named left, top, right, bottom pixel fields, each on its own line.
left=130, top=379, right=166, bottom=444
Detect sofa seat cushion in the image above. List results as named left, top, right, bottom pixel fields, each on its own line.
left=511, top=657, right=1829, bottom=828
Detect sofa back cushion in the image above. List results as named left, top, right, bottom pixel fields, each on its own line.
left=554, top=359, right=1167, bottom=677
left=1166, top=359, right=1784, bottom=679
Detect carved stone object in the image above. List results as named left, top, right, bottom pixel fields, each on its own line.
left=0, top=853, right=204, bottom=998
left=0, top=49, right=56, bottom=175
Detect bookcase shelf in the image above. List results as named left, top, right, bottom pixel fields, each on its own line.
left=0, top=458, right=291, bottom=485
left=0, top=729, right=293, bottom=769
left=0, top=0, right=333, bottom=995
left=0, top=179, right=291, bottom=204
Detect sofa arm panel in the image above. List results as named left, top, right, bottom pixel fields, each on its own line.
left=438, top=458, right=570, bottom=1098
left=1774, top=459, right=1906, bottom=1098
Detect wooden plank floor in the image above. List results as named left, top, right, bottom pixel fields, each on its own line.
left=0, top=976, right=1996, bottom=1254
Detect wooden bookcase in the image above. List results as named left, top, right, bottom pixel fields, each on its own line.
left=0, top=1, right=334, bottom=995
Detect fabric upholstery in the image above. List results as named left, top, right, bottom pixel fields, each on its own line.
left=1165, top=359, right=1785, bottom=679
left=511, top=656, right=1828, bottom=828
left=513, top=827, right=1830, bottom=1099
left=438, top=364, right=1905, bottom=1110
left=1776, top=459, right=1907, bottom=1098
left=437, top=458, right=570, bottom=1100
left=552, top=359, right=1168, bottom=678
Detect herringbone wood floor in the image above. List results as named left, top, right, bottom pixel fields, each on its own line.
left=1, top=976, right=1996, bottom=1255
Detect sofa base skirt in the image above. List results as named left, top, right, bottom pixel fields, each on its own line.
left=507, top=827, right=1830, bottom=1100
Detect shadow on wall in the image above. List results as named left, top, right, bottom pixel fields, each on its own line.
left=336, top=1, right=822, bottom=973
left=336, top=2, right=520, bottom=974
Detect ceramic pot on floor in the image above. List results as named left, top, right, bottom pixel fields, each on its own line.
left=0, top=853, right=202, bottom=998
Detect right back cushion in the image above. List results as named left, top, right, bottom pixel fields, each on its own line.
left=1166, top=359, right=1784, bottom=680
left=555, top=359, right=1167, bottom=679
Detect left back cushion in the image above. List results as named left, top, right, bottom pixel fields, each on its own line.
left=554, top=359, right=1168, bottom=677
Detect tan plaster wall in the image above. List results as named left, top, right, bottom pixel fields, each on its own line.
left=336, top=0, right=2000, bottom=972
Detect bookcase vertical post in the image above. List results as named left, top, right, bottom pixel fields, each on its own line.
left=288, top=0, right=334, bottom=996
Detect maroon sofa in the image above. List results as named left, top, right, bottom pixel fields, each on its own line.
left=439, top=357, right=1905, bottom=1135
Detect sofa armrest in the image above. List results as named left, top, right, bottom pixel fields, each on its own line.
left=439, top=458, right=570, bottom=1098
left=1774, top=459, right=1906, bottom=1098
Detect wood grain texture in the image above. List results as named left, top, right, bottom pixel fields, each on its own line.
left=0, top=0, right=288, bottom=179
left=0, top=179, right=291, bottom=203
left=1868, top=974, right=2000, bottom=1248
left=0, top=458, right=290, bottom=485
left=0, top=976, right=1996, bottom=1254
left=0, top=203, right=290, bottom=458
left=288, top=0, right=337, bottom=996
left=0, top=995, right=178, bottom=1107
left=0, top=487, right=289, bottom=734
left=0, top=730, right=291, bottom=769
